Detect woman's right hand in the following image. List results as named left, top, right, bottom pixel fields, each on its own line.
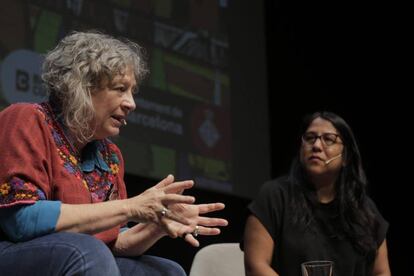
left=126, top=175, right=195, bottom=237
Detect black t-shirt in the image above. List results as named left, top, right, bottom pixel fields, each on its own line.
left=248, top=176, right=388, bottom=276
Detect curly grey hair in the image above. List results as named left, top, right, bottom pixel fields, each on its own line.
left=42, top=30, right=148, bottom=142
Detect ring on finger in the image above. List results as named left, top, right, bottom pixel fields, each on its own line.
left=160, top=207, right=169, bottom=217
left=192, top=225, right=200, bottom=237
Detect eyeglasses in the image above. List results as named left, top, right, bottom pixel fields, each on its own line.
left=302, top=132, right=342, bottom=147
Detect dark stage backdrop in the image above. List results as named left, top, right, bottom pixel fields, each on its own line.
left=264, top=0, right=409, bottom=275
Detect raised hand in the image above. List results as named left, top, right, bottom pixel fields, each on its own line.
left=163, top=202, right=229, bottom=247
left=126, top=175, right=196, bottom=237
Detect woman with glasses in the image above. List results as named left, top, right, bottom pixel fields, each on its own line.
left=243, top=111, right=390, bottom=276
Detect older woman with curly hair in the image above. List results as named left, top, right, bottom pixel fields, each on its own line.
left=0, top=31, right=227, bottom=276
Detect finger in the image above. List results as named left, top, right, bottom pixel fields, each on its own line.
left=162, top=194, right=195, bottom=205
left=154, top=174, right=174, bottom=189
left=198, top=203, right=225, bottom=214
left=163, top=180, right=194, bottom=194
left=196, top=225, right=221, bottom=236
left=197, top=217, right=228, bottom=227
left=184, top=233, right=200, bottom=247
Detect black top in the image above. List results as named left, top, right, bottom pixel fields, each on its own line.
left=248, top=176, right=388, bottom=276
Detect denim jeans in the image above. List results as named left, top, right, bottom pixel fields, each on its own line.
left=0, top=232, right=186, bottom=276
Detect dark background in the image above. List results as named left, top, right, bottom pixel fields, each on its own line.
left=264, top=0, right=409, bottom=275
left=126, top=0, right=409, bottom=274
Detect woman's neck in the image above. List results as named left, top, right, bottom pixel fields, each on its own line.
left=73, top=138, right=88, bottom=153
left=64, top=129, right=89, bottom=157
left=309, top=174, right=337, bottom=203
left=47, top=101, right=90, bottom=157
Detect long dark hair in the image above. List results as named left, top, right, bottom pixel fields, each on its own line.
left=289, top=111, right=378, bottom=256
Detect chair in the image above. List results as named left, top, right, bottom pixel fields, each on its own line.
left=189, top=243, right=245, bottom=276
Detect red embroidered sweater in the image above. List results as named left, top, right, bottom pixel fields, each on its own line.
left=0, top=103, right=127, bottom=245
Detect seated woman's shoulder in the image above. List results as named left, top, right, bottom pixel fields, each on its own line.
left=0, top=103, right=46, bottom=126
left=261, top=175, right=291, bottom=193
left=1, top=102, right=39, bottom=115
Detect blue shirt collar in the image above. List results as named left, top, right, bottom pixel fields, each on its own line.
left=81, top=141, right=110, bottom=173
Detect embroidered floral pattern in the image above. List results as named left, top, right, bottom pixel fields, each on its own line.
left=0, top=103, right=121, bottom=206
left=35, top=103, right=120, bottom=203
left=0, top=177, right=46, bottom=205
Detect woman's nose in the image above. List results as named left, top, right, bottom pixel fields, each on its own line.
left=312, top=138, right=323, bottom=151
left=122, top=91, right=136, bottom=112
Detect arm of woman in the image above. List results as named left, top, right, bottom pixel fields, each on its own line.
left=0, top=201, right=61, bottom=242
left=112, top=222, right=166, bottom=256
left=56, top=199, right=132, bottom=234
left=371, top=239, right=391, bottom=276
left=244, top=215, right=279, bottom=276
left=111, top=202, right=229, bottom=256
left=56, top=178, right=196, bottom=236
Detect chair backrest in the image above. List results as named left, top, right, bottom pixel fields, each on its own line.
left=189, top=243, right=245, bottom=276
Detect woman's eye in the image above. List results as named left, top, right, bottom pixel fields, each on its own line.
left=323, top=134, right=337, bottom=145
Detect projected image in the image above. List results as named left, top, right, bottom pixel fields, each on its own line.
left=0, top=0, right=233, bottom=192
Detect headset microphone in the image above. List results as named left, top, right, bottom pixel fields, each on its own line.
left=324, top=153, right=342, bottom=165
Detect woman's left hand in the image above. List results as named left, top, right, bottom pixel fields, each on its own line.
left=153, top=175, right=228, bottom=246
left=163, top=202, right=228, bottom=247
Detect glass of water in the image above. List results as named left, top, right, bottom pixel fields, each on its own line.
left=301, top=260, right=333, bottom=276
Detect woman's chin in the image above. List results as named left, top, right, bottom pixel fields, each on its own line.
left=93, top=128, right=120, bottom=140
left=305, top=165, right=326, bottom=175
left=106, top=129, right=120, bottom=139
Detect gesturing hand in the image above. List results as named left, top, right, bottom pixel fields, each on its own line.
left=127, top=175, right=196, bottom=237
left=163, top=202, right=229, bottom=247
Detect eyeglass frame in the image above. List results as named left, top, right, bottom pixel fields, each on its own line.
left=301, top=132, right=342, bottom=147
